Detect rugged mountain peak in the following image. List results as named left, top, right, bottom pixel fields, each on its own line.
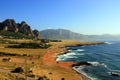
left=18, top=21, right=34, bottom=36
left=2, top=19, right=18, bottom=32
left=0, top=19, right=40, bottom=39
left=21, top=21, right=26, bottom=24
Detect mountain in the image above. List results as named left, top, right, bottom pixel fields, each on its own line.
left=40, top=29, right=120, bottom=41
left=0, top=19, right=40, bottom=39
left=40, top=29, right=84, bottom=40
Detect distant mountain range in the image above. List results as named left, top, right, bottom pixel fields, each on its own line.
left=0, top=19, right=120, bottom=41
left=0, top=19, right=40, bottom=39
left=40, top=29, right=120, bottom=41
left=40, top=29, right=83, bottom=40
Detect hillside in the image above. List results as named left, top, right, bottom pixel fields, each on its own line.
left=40, top=29, right=120, bottom=41
left=0, top=19, right=40, bottom=39
left=40, top=29, right=84, bottom=40
left=0, top=30, right=33, bottom=39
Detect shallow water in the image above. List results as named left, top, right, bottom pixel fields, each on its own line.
left=57, top=41, right=120, bottom=80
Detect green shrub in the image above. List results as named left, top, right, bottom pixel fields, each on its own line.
left=0, top=52, right=20, bottom=56
left=0, top=30, right=33, bottom=39
left=7, top=43, right=51, bottom=49
left=11, top=67, right=23, bottom=73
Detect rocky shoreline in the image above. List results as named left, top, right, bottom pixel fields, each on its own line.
left=56, top=41, right=105, bottom=80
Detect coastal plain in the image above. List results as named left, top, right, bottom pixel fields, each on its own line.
left=0, top=39, right=103, bottom=80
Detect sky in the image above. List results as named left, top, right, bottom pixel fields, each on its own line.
left=0, top=0, right=120, bottom=35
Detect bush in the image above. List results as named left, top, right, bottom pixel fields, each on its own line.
left=11, top=67, right=23, bottom=73
left=0, top=30, right=33, bottom=39
left=7, top=43, right=51, bottom=49
left=0, top=52, right=20, bottom=56
left=41, top=39, right=50, bottom=43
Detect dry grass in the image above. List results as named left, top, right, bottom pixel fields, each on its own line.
left=32, top=40, right=91, bottom=80
left=0, top=48, right=46, bottom=56
left=3, top=38, right=40, bottom=43
left=0, top=72, right=16, bottom=80
left=0, top=39, right=96, bottom=80
left=0, top=39, right=44, bottom=79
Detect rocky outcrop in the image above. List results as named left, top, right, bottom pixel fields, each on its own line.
left=72, top=62, right=92, bottom=67
left=2, top=19, right=18, bottom=32
left=0, top=19, right=40, bottom=39
left=18, top=21, right=34, bottom=36
left=33, top=29, right=40, bottom=39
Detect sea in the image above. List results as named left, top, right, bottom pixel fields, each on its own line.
left=56, top=41, right=120, bottom=80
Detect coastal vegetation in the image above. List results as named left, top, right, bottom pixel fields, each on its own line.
left=41, top=39, right=62, bottom=43
left=7, top=42, right=51, bottom=49
left=0, top=30, right=33, bottom=39
left=0, top=38, right=104, bottom=80
left=0, top=52, right=32, bottom=57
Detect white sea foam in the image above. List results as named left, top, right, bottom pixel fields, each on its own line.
left=64, top=52, right=76, bottom=56
left=105, top=42, right=112, bottom=44
left=101, top=63, right=107, bottom=67
left=77, top=49, right=85, bottom=52
left=56, top=53, right=78, bottom=61
left=101, top=63, right=112, bottom=71
left=56, top=48, right=85, bottom=62
left=73, top=66, right=102, bottom=80
left=56, top=58, right=66, bottom=61
left=56, top=58, right=62, bottom=61
left=68, top=50, right=71, bottom=52
left=73, top=66, right=94, bottom=80
left=88, top=61, right=100, bottom=66
left=96, top=62, right=120, bottom=73
left=56, top=56, right=66, bottom=61
left=62, top=54, right=78, bottom=58
left=87, top=61, right=109, bottom=68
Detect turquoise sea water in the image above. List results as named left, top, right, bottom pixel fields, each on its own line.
left=57, top=41, right=120, bottom=80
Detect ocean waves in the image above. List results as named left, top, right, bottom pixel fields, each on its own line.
left=56, top=52, right=85, bottom=61
left=56, top=48, right=85, bottom=61
left=56, top=42, right=120, bottom=80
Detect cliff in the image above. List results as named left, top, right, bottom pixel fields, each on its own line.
left=0, top=19, right=40, bottom=39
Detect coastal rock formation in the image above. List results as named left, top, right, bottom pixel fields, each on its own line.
left=0, top=19, right=40, bottom=39
left=72, top=62, right=92, bottom=67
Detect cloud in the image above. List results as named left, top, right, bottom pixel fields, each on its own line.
left=47, top=27, right=51, bottom=29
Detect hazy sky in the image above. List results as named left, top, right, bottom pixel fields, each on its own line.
left=0, top=0, right=120, bottom=35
